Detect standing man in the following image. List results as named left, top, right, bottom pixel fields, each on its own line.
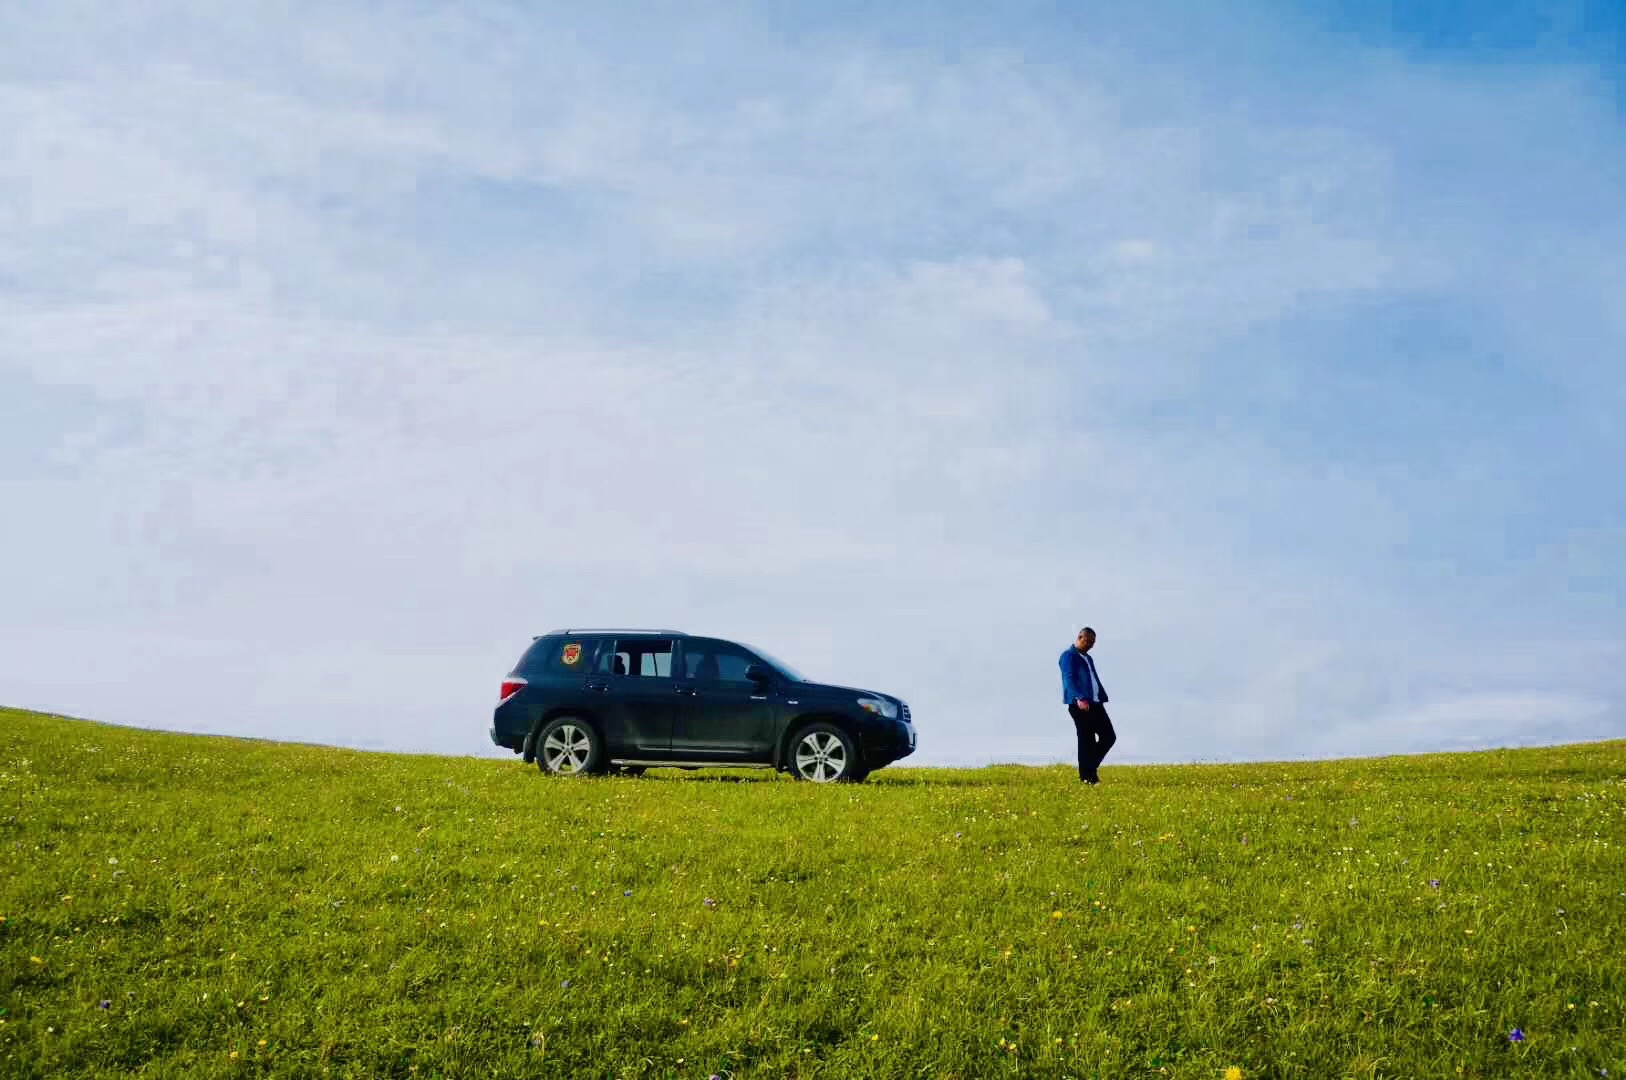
left=1059, top=627, right=1115, bottom=784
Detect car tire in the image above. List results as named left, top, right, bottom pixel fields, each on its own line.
left=534, top=716, right=606, bottom=777
left=787, top=722, right=862, bottom=783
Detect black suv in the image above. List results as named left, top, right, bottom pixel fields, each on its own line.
left=490, top=629, right=915, bottom=782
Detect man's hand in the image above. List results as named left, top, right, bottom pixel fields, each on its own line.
left=1075, top=699, right=1091, bottom=711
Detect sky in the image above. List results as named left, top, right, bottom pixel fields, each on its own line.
left=2, top=0, right=1623, bottom=766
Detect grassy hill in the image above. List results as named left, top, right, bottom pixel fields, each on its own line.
left=1, top=707, right=1621, bottom=1078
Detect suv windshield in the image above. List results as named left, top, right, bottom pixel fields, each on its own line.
left=741, top=643, right=807, bottom=682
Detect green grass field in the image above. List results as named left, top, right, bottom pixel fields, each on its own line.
left=1, top=707, right=1621, bottom=1079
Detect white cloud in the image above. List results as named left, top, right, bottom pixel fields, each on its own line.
left=1, top=2, right=1621, bottom=763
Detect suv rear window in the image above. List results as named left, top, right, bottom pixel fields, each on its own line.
left=518, top=636, right=602, bottom=677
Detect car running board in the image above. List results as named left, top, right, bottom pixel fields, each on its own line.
left=610, top=759, right=775, bottom=768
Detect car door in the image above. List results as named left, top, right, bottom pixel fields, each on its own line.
left=670, top=638, right=777, bottom=759
left=588, top=638, right=681, bottom=755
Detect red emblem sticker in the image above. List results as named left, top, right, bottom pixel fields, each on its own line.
left=561, top=643, right=582, bottom=666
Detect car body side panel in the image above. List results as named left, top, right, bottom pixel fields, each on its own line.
left=597, top=674, right=681, bottom=753
left=671, top=683, right=777, bottom=759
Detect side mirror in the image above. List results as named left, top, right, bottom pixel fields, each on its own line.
left=744, top=663, right=772, bottom=685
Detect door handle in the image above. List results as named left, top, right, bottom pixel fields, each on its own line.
left=675, top=685, right=697, bottom=697
left=585, top=680, right=610, bottom=693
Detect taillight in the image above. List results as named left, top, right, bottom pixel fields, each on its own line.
left=499, top=676, right=527, bottom=702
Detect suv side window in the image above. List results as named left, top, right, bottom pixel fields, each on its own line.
left=679, top=638, right=760, bottom=685
left=597, top=638, right=675, bottom=678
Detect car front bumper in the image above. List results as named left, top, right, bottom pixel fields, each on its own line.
left=862, top=717, right=916, bottom=767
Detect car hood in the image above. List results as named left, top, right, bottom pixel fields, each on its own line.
left=794, top=681, right=899, bottom=703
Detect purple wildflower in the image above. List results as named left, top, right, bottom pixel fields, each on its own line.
left=703, top=897, right=718, bottom=908
left=1428, top=879, right=1441, bottom=890
left=559, top=979, right=571, bottom=990
left=98, top=1000, right=111, bottom=1010
left=1508, top=1028, right=1525, bottom=1043
left=623, top=890, right=633, bottom=897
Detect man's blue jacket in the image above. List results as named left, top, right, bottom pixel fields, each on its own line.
left=1059, top=647, right=1109, bottom=706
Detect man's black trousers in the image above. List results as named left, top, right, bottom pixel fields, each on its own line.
left=1068, top=702, right=1116, bottom=782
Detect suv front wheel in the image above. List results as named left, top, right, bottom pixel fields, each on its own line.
left=534, top=716, right=606, bottom=776
left=788, top=723, right=865, bottom=783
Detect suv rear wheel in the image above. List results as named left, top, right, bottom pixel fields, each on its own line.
left=788, top=723, right=864, bottom=783
left=535, top=717, right=606, bottom=776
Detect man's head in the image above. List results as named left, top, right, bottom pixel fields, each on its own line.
left=1075, top=627, right=1096, bottom=652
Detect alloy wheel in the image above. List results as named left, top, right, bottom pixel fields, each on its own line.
left=541, top=723, right=593, bottom=774
left=794, top=731, right=848, bottom=782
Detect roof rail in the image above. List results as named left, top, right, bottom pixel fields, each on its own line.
left=544, top=627, right=687, bottom=636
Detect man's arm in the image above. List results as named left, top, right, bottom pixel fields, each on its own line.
left=1060, top=652, right=1091, bottom=710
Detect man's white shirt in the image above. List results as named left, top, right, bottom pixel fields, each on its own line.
left=1078, top=649, right=1102, bottom=702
